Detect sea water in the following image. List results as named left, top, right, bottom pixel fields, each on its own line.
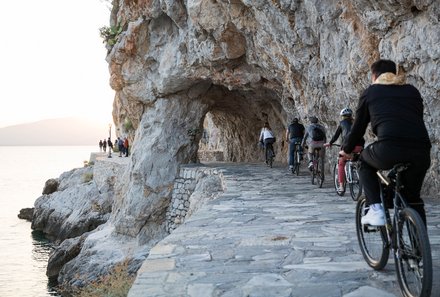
left=0, top=146, right=96, bottom=297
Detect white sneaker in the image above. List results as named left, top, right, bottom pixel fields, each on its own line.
left=337, top=185, right=344, bottom=193
left=307, top=161, right=313, bottom=171
left=289, top=165, right=294, bottom=169
left=361, top=205, right=385, bottom=226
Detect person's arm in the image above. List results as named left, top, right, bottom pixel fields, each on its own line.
left=259, top=129, right=264, bottom=142
left=285, top=128, right=289, bottom=140
left=329, top=126, right=342, bottom=145
left=343, top=89, right=370, bottom=154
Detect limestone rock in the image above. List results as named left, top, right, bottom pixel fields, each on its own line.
left=17, top=207, right=34, bottom=221
left=31, top=163, right=120, bottom=242
left=42, top=178, right=59, bottom=195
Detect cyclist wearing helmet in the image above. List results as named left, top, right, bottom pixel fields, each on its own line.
left=285, top=117, right=305, bottom=171
left=325, top=108, right=365, bottom=192
left=301, top=116, right=327, bottom=170
left=340, top=59, right=431, bottom=226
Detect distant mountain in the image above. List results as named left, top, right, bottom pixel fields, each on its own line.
left=0, top=117, right=113, bottom=146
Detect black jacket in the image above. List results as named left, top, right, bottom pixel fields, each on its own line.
left=329, top=118, right=365, bottom=147
left=343, top=83, right=431, bottom=154
left=287, top=123, right=305, bottom=139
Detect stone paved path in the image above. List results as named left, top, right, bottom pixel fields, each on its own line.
left=128, top=162, right=440, bottom=297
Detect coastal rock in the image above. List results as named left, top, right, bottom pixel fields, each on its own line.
left=42, top=178, right=59, bottom=195
left=17, top=207, right=34, bottom=221
left=31, top=161, right=122, bottom=242
left=46, top=233, right=89, bottom=278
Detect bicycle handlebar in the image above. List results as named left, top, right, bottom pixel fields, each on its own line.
left=325, top=143, right=341, bottom=148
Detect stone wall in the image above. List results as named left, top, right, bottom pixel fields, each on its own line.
left=166, top=165, right=225, bottom=232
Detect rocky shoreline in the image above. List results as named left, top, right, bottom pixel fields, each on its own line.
left=20, top=152, right=224, bottom=293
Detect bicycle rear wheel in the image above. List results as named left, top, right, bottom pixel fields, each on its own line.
left=349, top=164, right=362, bottom=201
left=316, top=157, right=324, bottom=188
left=268, top=148, right=274, bottom=168
left=294, top=150, right=301, bottom=176
left=395, top=207, right=432, bottom=297
left=355, top=196, right=389, bottom=270
left=333, top=163, right=345, bottom=196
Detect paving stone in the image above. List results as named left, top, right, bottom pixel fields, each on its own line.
left=129, top=163, right=440, bottom=297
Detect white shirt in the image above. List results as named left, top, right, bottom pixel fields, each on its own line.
left=260, top=128, right=275, bottom=141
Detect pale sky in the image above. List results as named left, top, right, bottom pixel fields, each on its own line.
left=0, top=0, right=115, bottom=128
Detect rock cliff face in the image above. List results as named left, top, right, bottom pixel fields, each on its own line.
left=44, top=0, right=440, bottom=289
left=108, top=0, right=439, bottom=189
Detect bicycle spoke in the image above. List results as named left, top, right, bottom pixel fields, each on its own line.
left=395, top=208, right=432, bottom=297
left=355, top=197, right=389, bottom=270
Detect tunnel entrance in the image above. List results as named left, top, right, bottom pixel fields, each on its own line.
left=195, top=84, right=290, bottom=164
left=198, top=112, right=225, bottom=162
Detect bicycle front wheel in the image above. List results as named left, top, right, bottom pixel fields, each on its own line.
left=333, top=163, right=345, bottom=196
left=395, top=207, right=432, bottom=297
left=355, top=196, right=389, bottom=270
left=349, top=164, right=362, bottom=201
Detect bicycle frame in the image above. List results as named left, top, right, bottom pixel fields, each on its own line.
left=345, top=160, right=354, bottom=184
left=377, top=166, right=409, bottom=250
left=358, top=164, right=432, bottom=296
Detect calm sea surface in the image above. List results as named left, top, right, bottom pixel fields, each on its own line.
left=0, top=146, right=96, bottom=297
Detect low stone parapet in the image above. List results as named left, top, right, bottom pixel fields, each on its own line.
left=166, top=165, right=225, bottom=232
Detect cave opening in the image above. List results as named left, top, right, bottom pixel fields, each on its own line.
left=196, top=84, right=288, bottom=164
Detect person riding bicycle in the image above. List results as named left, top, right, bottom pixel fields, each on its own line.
left=259, top=122, right=276, bottom=164
left=324, top=108, right=365, bottom=192
left=340, top=59, right=431, bottom=227
left=285, top=117, right=305, bottom=171
left=301, top=116, right=326, bottom=171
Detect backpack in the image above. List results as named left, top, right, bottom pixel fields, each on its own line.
left=311, top=126, right=325, bottom=141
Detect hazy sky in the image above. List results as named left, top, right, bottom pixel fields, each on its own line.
left=0, top=0, right=114, bottom=128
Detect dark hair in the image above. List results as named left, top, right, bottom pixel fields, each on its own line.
left=263, top=122, right=271, bottom=130
left=370, top=59, right=396, bottom=77
left=291, top=117, right=299, bottom=123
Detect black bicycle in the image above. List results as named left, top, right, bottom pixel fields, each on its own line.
left=330, top=144, right=362, bottom=200
left=291, top=141, right=302, bottom=175
left=310, top=147, right=324, bottom=187
left=355, top=163, right=432, bottom=297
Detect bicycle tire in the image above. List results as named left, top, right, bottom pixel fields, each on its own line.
left=269, top=148, right=274, bottom=168
left=333, top=163, right=345, bottom=196
left=349, top=164, right=362, bottom=201
left=311, top=163, right=316, bottom=185
left=294, top=150, right=301, bottom=176
left=355, top=197, right=389, bottom=270
left=395, top=207, right=432, bottom=297
left=317, top=157, right=324, bottom=188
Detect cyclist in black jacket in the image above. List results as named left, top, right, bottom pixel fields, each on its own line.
left=325, top=108, right=365, bottom=192
left=285, top=118, right=305, bottom=171
left=340, top=59, right=431, bottom=226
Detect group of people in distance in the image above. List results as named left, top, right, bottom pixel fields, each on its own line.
left=259, top=59, right=432, bottom=228
left=99, top=136, right=130, bottom=157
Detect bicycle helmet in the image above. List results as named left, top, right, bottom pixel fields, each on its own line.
left=309, top=116, right=318, bottom=123
left=340, top=108, right=353, bottom=117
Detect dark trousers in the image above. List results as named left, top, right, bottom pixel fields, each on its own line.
left=359, top=141, right=431, bottom=224
left=264, top=138, right=275, bottom=161
left=288, top=137, right=303, bottom=166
